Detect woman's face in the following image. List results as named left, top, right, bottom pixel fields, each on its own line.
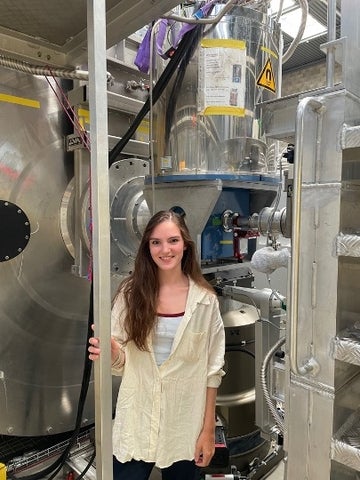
left=148, top=220, right=186, bottom=273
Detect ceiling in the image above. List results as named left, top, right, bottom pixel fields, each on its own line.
left=281, top=0, right=342, bottom=73
left=0, top=0, right=182, bottom=67
left=0, top=0, right=342, bottom=72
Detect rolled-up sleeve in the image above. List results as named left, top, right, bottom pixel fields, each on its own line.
left=207, top=296, right=225, bottom=388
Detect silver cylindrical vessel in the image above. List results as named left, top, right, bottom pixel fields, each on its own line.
left=153, top=5, right=280, bottom=175
left=0, top=72, right=94, bottom=437
left=217, top=302, right=258, bottom=437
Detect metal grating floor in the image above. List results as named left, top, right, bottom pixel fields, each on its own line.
left=0, top=432, right=72, bottom=464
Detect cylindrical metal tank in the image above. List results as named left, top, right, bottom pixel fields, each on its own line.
left=217, top=299, right=269, bottom=471
left=153, top=4, right=280, bottom=175
left=0, top=73, right=146, bottom=441
left=0, top=71, right=94, bottom=437
left=217, top=301, right=258, bottom=437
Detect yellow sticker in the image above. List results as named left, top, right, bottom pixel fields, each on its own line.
left=77, top=107, right=90, bottom=129
left=203, top=106, right=246, bottom=117
left=256, top=58, right=276, bottom=94
left=0, top=463, right=7, bottom=480
left=0, top=93, right=40, bottom=108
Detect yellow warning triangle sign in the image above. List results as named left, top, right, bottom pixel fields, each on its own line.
left=257, top=58, right=276, bottom=93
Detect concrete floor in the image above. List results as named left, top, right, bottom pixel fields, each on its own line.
left=149, top=458, right=285, bottom=479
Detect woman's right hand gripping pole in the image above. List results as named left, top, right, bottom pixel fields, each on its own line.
left=88, top=324, right=125, bottom=368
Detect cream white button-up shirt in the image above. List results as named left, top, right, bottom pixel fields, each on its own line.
left=111, top=278, right=225, bottom=468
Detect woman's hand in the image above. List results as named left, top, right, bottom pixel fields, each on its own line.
left=194, top=387, right=217, bottom=466
left=88, top=329, right=101, bottom=361
left=194, top=428, right=215, bottom=467
left=88, top=325, right=123, bottom=365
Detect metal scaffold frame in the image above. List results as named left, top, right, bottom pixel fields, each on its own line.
left=87, top=1, right=112, bottom=479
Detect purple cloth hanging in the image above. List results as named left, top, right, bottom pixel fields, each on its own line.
left=134, top=1, right=217, bottom=73
left=134, top=27, right=152, bottom=73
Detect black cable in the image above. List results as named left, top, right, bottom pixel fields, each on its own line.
left=75, top=449, right=96, bottom=480
left=164, top=24, right=203, bottom=147
left=108, top=25, right=203, bottom=167
left=12, top=284, right=94, bottom=480
left=163, top=1, right=215, bottom=148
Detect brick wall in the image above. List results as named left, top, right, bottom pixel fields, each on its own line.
left=281, top=61, right=342, bottom=97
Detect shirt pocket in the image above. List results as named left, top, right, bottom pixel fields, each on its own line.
left=176, top=331, right=206, bottom=362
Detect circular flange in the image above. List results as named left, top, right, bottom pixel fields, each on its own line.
left=0, top=200, right=31, bottom=261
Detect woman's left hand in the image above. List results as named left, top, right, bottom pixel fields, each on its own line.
left=194, top=428, right=215, bottom=467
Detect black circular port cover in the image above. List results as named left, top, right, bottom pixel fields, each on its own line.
left=0, top=200, right=31, bottom=262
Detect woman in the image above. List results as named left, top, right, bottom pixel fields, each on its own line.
left=88, top=210, right=225, bottom=480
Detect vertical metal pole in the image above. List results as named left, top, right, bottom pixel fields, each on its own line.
left=326, top=0, right=336, bottom=88
left=341, top=0, right=360, bottom=97
left=87, top=1, right=113, bottom=479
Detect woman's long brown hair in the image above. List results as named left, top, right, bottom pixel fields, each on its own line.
left=114, top=210, right=214, bottom=350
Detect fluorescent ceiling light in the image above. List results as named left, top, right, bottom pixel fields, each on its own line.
left=279, top=8, right=327, bottom=41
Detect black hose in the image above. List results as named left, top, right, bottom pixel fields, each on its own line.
left=164, top=25, right=204, bottom=147
left=225, top=345, right=255, bottom=359
left=76, top=448, right=96, bottom=480
left=12, top=284, right=94, bottom=480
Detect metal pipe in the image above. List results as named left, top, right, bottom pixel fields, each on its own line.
left=275, top=0, right=285, bottom=23
left=326, top=0, right=337, bottom=88
left=289, top=97, right=324, bottom=377
left=282, top=0, right=309, bottom=64
left=87, top=1, right=113, bottom=479
left=162, top=0, right=238, bottom=25
left=0, top=55, right=114, bottom=83
left=222, top=285, right=283, bottom=311
left=260, top=337, right=285, bottom=435
left=216, top=388, right=255, bottom=407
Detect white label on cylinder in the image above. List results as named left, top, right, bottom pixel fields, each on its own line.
left=198, top=38, right=246, bottom=116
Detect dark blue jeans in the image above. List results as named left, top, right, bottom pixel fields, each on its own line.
left=113, top=456, right=201, bottom=480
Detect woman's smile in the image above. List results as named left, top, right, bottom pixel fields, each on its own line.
left=149, top=220, right=186, bottom=272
